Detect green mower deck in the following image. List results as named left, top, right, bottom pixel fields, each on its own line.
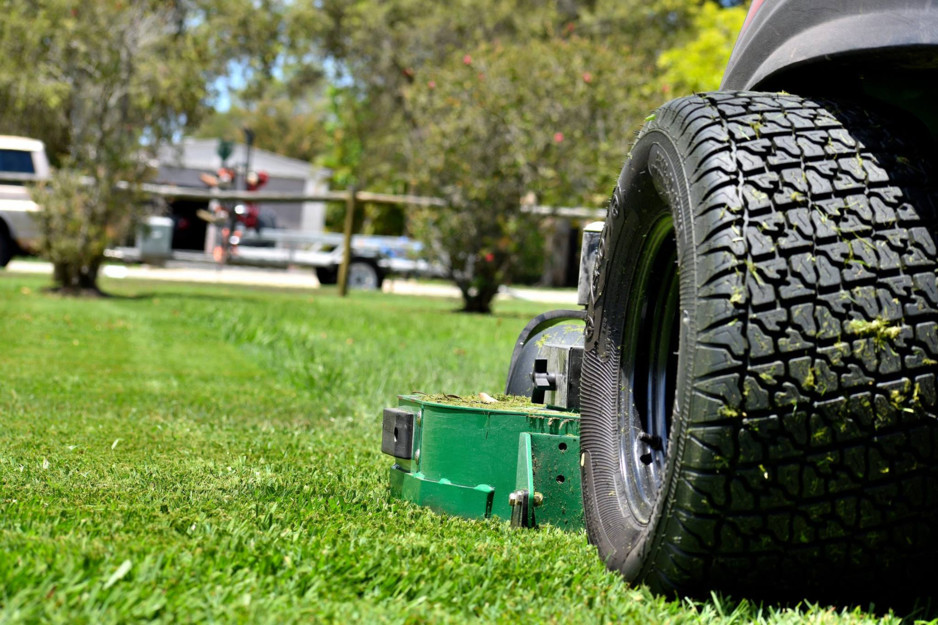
left=382, top=395, right=583, bottom=530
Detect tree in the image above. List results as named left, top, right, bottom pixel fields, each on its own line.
left=406, top=36, right=650, bottom=312
left=657, top=1, right=748, bottom=94
left=0, top=0, right=286, bottom=294
left=285, top=0, right=701, bottom=312
left=195, top=98, right=330, bottom=165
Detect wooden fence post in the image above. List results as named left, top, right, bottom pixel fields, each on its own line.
left=337, top=186, right=358, bottom=297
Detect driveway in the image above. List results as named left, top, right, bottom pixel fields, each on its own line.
left=5, top=260, right=579, bottom=305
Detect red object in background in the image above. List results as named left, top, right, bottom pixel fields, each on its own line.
left=219, top=167, right=236, bottom=186
left=242, top=171, right=269, bottom=230
left=198, top=168, right=269, bottom=230
left=199, top=167, right=237, bottom=190
left=246, top=171, right=268, bottom=191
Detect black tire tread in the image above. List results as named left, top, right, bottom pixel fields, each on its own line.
left=582, top=91, right=938, bottom=601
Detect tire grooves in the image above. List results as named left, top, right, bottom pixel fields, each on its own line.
left=580, top=91, right=938, bottom=602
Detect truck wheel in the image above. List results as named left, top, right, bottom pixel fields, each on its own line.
left=580, top=92, right=938, bottom=601
left=0, top=225, right=13, bottom=267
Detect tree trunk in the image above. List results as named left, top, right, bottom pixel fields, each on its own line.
left=52, top=258, right=104, bottom=296
left=453, top=252, right=511, bottom=314
left=457, top=279, right=500, bottom=314
left=460, top=293, right=494, bottom=314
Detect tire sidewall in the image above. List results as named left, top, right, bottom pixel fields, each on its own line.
left=582, top=122, right=698, bottom=583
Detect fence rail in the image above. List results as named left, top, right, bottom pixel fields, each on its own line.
left=134, top=184, right=452, bottom=208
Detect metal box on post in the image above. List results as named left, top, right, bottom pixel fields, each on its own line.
left=135, top=216, right=174, bottom=264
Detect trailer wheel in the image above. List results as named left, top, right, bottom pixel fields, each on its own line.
left=316, top=261, right=383, bottom=290
left=348, top=259, right=383, bottom=290
left=580, top=92, right=938, bottom=601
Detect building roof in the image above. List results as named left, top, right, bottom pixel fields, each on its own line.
left=157, top=138, right=329, bottom=180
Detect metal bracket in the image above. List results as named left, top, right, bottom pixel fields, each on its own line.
left=381, top=407, right=415, bottom=459
left=504, top=310, right=585, bottom=401
left=509, top=490, right=543, bottom=528
left=577, top=222, right=604, bottom=307
left=530, top=344, right=583, bottom=410
left=512, top=432, right=582, bottom=530
left=531, top=358, right=556, bottom=404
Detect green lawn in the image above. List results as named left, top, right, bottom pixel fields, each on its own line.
left=0, top=273, right=927, bottom=624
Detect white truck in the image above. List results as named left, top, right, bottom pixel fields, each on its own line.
left=0, top=136, right=50, bottom=266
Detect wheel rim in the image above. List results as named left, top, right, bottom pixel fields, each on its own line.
left=618, top=216, right=680, bottom=524
left=348, top=261, right=379, bottom=290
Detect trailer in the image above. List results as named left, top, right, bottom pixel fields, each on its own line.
left=108, top=220, right=434, bottom=290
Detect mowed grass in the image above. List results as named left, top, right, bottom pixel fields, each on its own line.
left=0, top=273, right=927, bottom=624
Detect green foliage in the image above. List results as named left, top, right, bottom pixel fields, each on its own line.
left=287, top=0, right=709, bottom=311
left=658, top=2, right=748, bottom=94
left=195, top=99, right=330, bottom=165
left=2, top=2, right=197, bottom=292
left=0, top=273, right=924, bottom=623
left=0, top=1, right=217, bottom=166
left=408, top=36, right=632, bottom=209
left=398, top=2, right=698, bottom=311
left=30, top=171, right=140, bottom=294
left=314, top=85, right=411, bottom=235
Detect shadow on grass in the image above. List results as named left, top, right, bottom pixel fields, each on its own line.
left=693, top=589, right=937, bottom=624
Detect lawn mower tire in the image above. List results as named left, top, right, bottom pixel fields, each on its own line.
left=579, top=91, right=938, bottom=601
